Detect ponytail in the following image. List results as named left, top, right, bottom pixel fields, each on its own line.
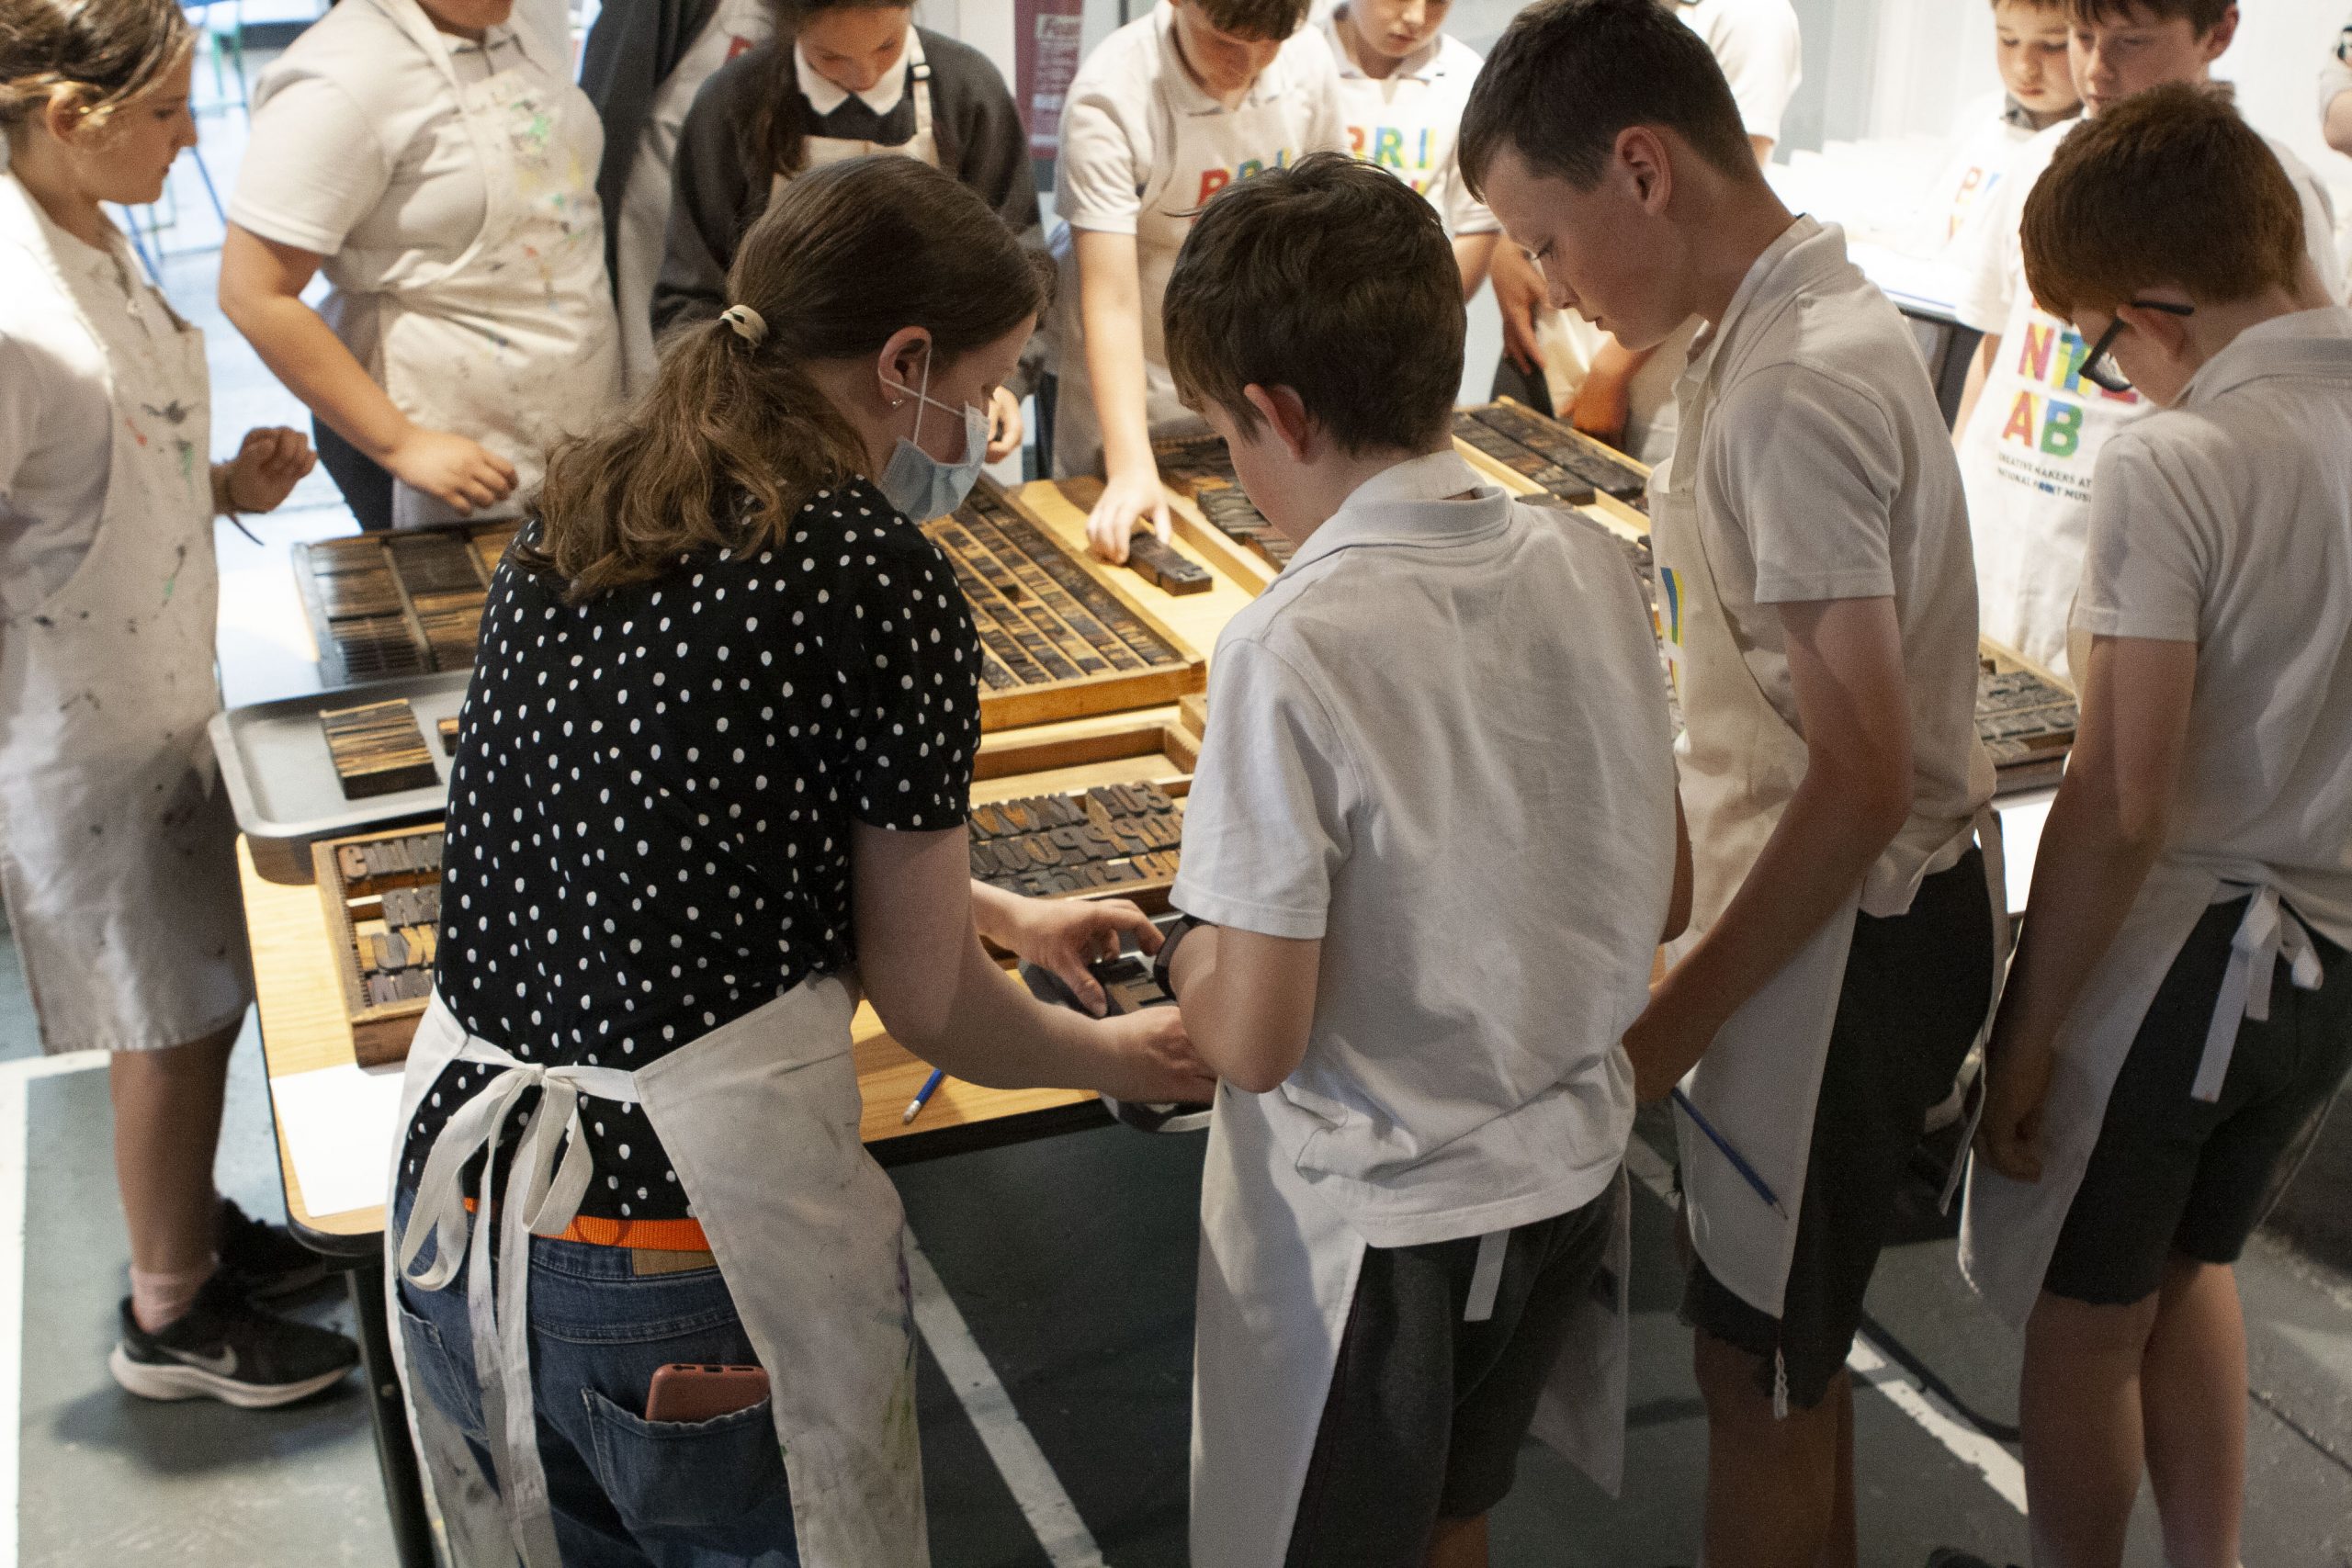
left=523, top=155, right=1052, bottom=603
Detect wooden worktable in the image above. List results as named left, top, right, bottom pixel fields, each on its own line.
left=249, top=477, right=1254, bottom=1243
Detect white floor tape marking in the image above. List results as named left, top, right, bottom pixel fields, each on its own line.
left=908, top=1236, right=1109, bottom=1567
left=1621, top=1134, right=2029, bottom=1514
left=0, top=1050, right=108, bottom=1568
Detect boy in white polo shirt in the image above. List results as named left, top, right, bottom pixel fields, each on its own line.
left=1964, top=87, right=2352, bottom=1568
left=1320, top=0, right=1504, bottom=299
left=1928, top=0, right=2079, bottom=254
left=1159, top=152, right=1683, bottom=1568
left=1949, top=0, right=2343, bottom=678
left=1055, top=0, right=1346, bottom=562
left=1464, top=4, right=2000, bottom=1563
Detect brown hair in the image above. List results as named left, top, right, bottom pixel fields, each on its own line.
left=0, top=0, right=190, bottom=134
left=523, top=156, right=1051, bottom=602
left=1164, top=152, right=1464, bottom=454
left=2020, top=82, right=2301, bottom=318
left=1460, top=0, right=1757, bottom=196
left=750, top=0, right=928, bottom=184
left=1185, top=0, right=1314, bottom=39
left=2062, top=0, right=2232, bottom=33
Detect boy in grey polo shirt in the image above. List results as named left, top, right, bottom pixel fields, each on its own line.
left=1157, top=154, right=1685, bottom=1568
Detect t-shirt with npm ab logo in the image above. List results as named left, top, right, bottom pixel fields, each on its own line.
left=1949, top=117, right=2344, bottom=680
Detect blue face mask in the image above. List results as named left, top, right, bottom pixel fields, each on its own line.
left=876, top=354, right=989, bottom=523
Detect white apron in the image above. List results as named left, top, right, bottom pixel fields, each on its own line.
left=1957, top=294, right=2145, bottom=681
left=368, top=0, right=622, bottom=529
left=1188, top=1089, right=1634, bottom=1566
left=770, top=28, right=939, bottom=198
left=1049, top=87, right=1298, bottom=478
left=1651, top=325, right=2000, bottom=1332
left=1961, top=872, right=2324, bottom=1327
left=614, top=0, right=771, bottom=394
left=0, top=176, right=251, bottom=1055
left=391, top=980, right=925, bottom=1568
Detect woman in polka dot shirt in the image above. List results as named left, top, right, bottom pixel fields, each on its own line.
left=386, top=157, right=1212, bottom=1565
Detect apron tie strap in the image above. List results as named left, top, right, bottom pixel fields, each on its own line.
left=1464, top=1231, right=1509, bottom=1324
left=2194, top=886, right=2324, bottom=1103
left=390, top=1032, right=640, bottom=1568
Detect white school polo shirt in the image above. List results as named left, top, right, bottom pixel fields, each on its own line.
left=1319, top=9, right=1498, bottom=237
left=1171, top=450, right=1679, bottom=1247
left=2074, top=309, right=2352, bottom=949
left=1664, top=216, right=1996, bottom=917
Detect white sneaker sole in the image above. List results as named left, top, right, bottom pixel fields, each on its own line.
left=107, top=1345, right=354, bottom=1409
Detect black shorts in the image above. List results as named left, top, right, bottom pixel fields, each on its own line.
left=1681, top=849, right=1996, bottom=1410
left=2043, top=897, right=2352, bottom=1306
left=1282, top=1185, right=1618, bottom=1565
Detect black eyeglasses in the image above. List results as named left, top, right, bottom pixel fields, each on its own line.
left=2080, top=300, right=2196, bottom=394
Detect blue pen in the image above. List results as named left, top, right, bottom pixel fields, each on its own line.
left=901, top=1068, right=946, bottom=1125
left=1671, top=1087, right=1787, bottom=1217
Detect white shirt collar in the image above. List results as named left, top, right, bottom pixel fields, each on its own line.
left=1289, top=450, right=1505, bottom=573
left=1321, top=6, right=1442, bottom=83
left=1680, top=213, right=1836, bottom=392
left=2179, top=306, right=2352, bottom=404
left=796, top=28, right=914, bottom=118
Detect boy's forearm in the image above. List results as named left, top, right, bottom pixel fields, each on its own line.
left=1453, top=231, right=1499, bottom=299
left=1990, top=777, right=2163, bottom=1062
left=1953, top=333, right=2000, bottom=448
left=1170, top=922, right=1321, bottom=1094
left=1075, top=229, right=1158, bottom=478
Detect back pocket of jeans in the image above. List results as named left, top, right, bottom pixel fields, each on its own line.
left=581, top=1387, right=793, bottom=1535
left=392, top=1292, right=488, bottom=1444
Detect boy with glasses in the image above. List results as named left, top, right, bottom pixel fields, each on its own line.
left=1947, top=0, right=2342, bottom=679
left=1960, top=85, right=2352, bottom=1568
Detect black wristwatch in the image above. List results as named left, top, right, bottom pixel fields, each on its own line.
left=1153, top=915, right=1204, bottom=1002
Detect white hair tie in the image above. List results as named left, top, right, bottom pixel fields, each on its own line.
left=718, top=304, right=769, bottom=347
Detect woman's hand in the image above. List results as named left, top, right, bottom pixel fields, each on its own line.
left=219, top=426, right=316, bottom=515
left=386, top=427, right=518, bottom=516
left=985, top=386, right=1024, bottom=464
left=1092, top=1005, right=1216, bottom=1105
left=1001, top=896, right=1161, bottom=1016
left=1085, top=466, right=1170, bottom=564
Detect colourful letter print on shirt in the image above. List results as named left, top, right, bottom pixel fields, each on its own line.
left=2000, top=310, right=2137, bottom=458
left=1347, top=122, right=1439, bottom=195
left=1197, top=148, right=1298, bottom=206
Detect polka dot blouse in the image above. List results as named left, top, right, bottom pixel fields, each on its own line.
left=399, top=478, right=980, bottom=1223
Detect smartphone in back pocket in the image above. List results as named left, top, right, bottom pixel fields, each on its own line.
left=644, top=1363, right=770, bottom=1424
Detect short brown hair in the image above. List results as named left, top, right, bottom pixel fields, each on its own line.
left=0, top=0, right=191, bottom=133
left=1185, top=0, right=1313, bottom=40
left=2020, top=83, right=2302, bottom=318
left=525, top=157, right=1051, bottom=601
left=1460, top=0, right=1756, bottom=196
left=1163, top=152, right=1463, bottom=455
left=2062, top=0, right=2232, bottom=34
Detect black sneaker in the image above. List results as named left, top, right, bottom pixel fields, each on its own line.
left=218, top=1197, right=331, bottom=1299
left=108, top=1274, right=358, bottom=1408
left=1927, top=1551, right=2018, bottom=1568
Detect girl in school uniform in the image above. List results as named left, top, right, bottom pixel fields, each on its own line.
left=582, top=0, right=774, bottom=394
left=1, top=0, right=358, bottom=1405
left=389, top=156, right=1210, bottom=1566
left=656, top=0, right=1038, bottom=459
left=219, top=0, right=623, bottom=532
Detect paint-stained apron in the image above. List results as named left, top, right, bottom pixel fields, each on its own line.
left=0, top=175, right=251, bottom=1055
left=393, top=977, right=925, bottom=1566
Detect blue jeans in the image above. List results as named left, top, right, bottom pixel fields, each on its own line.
left=391, top=1187, right=799, bottom=1567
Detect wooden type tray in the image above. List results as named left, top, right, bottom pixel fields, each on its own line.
left=1148, top=435, right=1290, bottom=593
left=1976, top=652, right=2075, bottom=794
left=928, top=478, right=1204, bottom=731
left=211, top=670, right=472, bottom=885
left=312, top=822, right=446, bottom=1066
left=1453, top=400, right=1651, bottom=525
left=294, top=520, right=521, bottom=688
left=970, top=782, right=1184, bottom=909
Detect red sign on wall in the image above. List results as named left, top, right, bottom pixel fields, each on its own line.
left=1017, top=0, right=1089, bottom=159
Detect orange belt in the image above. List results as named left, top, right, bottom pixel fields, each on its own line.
left=461, top=1196, right=709, bottom=1253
